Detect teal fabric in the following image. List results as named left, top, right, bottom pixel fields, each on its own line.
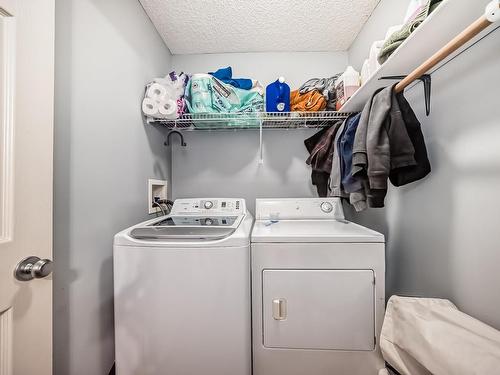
left=185, top=74, right=263, bottom=113
left=185, top=74, right=264, bottom=128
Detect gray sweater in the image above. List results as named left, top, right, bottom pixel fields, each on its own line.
left=352, top=84, right=416, bottom=207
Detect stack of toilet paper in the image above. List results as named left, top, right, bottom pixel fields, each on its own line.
left=142, top=72, right=188, bottom=120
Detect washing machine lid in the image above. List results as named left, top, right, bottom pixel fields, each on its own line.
left=130, top=215, right=241, bottom=240
left=251, top=219, right=384, bottom=243
left=114, top=198, right=253, bottom=247
left=130, top=221, right=237, bottom=241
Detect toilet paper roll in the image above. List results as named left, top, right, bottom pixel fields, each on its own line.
left=146, top=83, right=167, bottom=101
left=154, top=78, right=180, bottom=100
left=142, top=98, right=159, bottom=117
left=157, top=99, right=178, bottom=120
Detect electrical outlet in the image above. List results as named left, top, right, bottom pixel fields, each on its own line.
left=148, top=179, right=168, bottom=214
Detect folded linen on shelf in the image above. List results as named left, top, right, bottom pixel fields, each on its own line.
left=298, top=74, right=341, bottom=111
left=185, top=73, right=264, bottom=114
left=378, top=0, right=442, bottom=64
left=290, top=90, right=327, bottom=112
left=184, top=74, right=264, bottom=128
left=209, top=66, right=252, bottom=90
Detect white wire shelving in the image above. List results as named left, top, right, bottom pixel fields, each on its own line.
left=147, top=111, right=351, bottom=130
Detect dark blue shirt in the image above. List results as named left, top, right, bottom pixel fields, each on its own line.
left=339, top=113, right=362, bottom=193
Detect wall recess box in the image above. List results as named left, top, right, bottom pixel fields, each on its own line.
left=148, top=179, right=168, bottom=214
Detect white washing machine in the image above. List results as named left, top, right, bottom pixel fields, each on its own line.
left=251, top=198, right=385, bottom=375
left=114, top=198, right=252, bottom=375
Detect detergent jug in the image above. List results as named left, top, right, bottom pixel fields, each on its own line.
left=335, top=66, right=360, bottom=110
left=266, top=77, right=290, bottom=112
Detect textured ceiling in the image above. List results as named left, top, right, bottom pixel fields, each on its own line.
left=139, top=0, right=380, bottom=54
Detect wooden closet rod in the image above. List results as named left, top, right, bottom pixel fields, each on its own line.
left=395, top=0, right=500, bottom=93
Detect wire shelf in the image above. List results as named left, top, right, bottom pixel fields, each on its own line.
left=147, top=111, right=351, bottom=130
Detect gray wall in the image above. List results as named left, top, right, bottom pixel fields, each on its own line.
left=347, top=0, right=500, bottom=329
left=54, top=0, right=172, bottom=374
left=170, top=52, right=347, bottom=212
left=348, top=0, right=409, bottom=71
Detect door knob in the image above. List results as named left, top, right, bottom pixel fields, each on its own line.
left=14, top=256, right=53, bottom=281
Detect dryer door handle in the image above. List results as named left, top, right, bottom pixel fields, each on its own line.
left=272, top=298, right=287, bottom=320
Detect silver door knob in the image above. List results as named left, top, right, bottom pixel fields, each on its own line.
left=14, top=256, right=53, bottom=281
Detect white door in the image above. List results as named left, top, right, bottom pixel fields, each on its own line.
left=262, top=269, right=375, bottom=350
left=0, top=0, right=54, bottom=374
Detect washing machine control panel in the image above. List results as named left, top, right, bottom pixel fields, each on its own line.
left=255, top=198, right=344, bottom=220
left=171, top=198, right=246, bottom=216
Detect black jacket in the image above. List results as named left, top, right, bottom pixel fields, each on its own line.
left=389, top=92, right=431, bottom=186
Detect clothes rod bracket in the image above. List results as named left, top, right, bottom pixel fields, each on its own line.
left=380, top=74, right=432, bottom=116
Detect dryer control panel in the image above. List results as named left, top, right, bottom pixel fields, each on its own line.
left=255, top=198, right=344, bottom=220
left=171, top=198, right=246, bottom=216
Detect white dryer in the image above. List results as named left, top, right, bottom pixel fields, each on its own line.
left=114, top=198, right=252, bottom=375
left=251, top=198, right=385, bottom=375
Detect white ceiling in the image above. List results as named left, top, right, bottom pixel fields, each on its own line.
left=139, top=0, right=380, bottom=55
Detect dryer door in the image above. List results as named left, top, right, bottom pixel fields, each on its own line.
left=262, top=269, right=375, bottom=350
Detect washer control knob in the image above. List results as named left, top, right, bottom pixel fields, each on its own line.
left=204, top=201, right=213, bottom=209
left=204, top=218, right=213, bottom=226
left=320, top=202, right=333, bottom=213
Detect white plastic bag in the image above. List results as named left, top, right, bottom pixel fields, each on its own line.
left=381, top=296, right=500, bottom=375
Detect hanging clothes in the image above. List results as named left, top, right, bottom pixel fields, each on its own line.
left=304, top=121, right=344, bottom=197
left=338, top=113, right=368, bottom=212
left=352, top=84, right=417, bottom=208
left=330, top=119, right=349, bottom=199
left=305, top=86, right=430, bottom=206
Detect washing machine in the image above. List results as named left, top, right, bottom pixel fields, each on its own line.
left=114, top=198, right=253, bottom=375
left=251, top=198, right=385, bottom=375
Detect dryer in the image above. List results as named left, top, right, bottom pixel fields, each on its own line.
left=251, top=198, right=385, bottom=375
left=114, top=198, right=252, bottom=375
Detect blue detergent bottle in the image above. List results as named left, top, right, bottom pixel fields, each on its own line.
left=266, top=77, right=290, bottom=112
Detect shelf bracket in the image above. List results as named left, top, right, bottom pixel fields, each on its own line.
left=380, top=74, right=432, bottom=116
left=258, top=119, right=264, bottom=165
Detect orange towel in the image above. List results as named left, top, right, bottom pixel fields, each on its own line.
left=290, top=90, right=327, bottom=112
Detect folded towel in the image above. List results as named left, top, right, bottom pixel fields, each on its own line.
left=378, top=0, right=442, bottom=64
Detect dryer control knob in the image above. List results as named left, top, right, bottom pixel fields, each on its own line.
left=320, top=202, right=333, bottom=213
left=204, top=218, right=213, bottom=226
left=204, top=201, right=213, bottom=209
